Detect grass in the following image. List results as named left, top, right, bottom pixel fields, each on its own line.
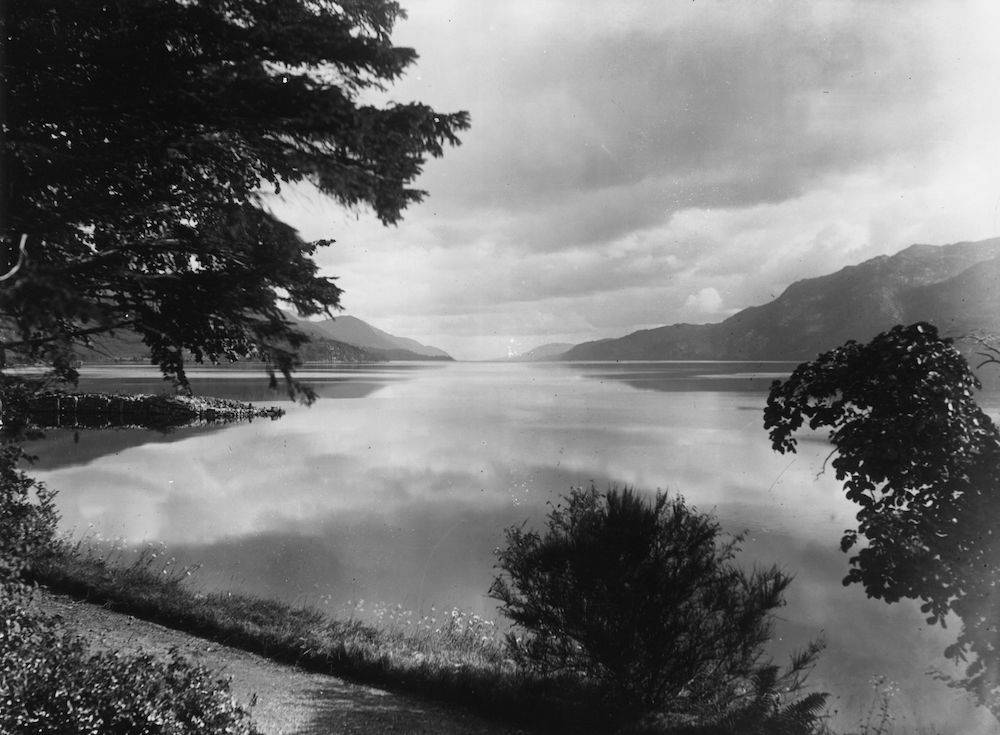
left=341, top=598, right=509, bottom=669
left=30, top=542, right=608, bottom=734
left=26, top=544, right=962, bottom=735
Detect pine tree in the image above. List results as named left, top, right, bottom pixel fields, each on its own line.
left=1, top=0, right=468, bottom=392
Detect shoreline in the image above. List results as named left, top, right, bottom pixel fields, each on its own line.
left=31, top=547, right=605, bottom=734
left=36, top=589, right=525, bottom=735
left=20, top=390, right=284, bottom=430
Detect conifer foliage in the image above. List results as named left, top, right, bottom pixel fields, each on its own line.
left=1, top=0, right=468, bottom=391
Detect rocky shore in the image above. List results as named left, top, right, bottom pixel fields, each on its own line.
left=18, top=391, right=284, bottom=431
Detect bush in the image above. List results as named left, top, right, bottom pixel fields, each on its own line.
left=0, top=586, right=260, bottom=735
left=490, top=485, right=825, bottom=728
left=0, top=444, right=58, bottom=585
left=0, top=381, right=259, bottom=735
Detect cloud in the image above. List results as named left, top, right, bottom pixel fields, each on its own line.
left=395, top=2, right=946, bottom=241
left=263, top=1, right=1000, bottom=359
left=684, top=287, right=723, bottom=315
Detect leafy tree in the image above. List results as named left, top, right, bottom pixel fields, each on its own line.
left=764, top=322, right=1000, bottom=715
left=1, top=0, right=468, bottom=392
left=490, top=485, right=825, bottom=729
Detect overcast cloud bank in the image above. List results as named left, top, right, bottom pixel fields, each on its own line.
left=266, top=1, right=1000, bottom=359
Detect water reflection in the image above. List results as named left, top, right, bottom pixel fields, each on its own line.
left=69, top=364, right=423, bottom=402
left=29, top=362, right=998, bottom=733
left=25, top=366, right=418, bottom=471
left=572, top=360, right=798, bottom=394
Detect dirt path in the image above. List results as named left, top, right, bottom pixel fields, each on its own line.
left=38, top=591, right=531, bottom=735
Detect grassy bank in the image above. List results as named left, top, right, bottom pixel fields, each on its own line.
left=23, top=536, right=934, bottom=733
left=31, top=545, right=606, bottom=734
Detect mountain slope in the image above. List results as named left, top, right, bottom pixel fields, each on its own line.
left=562, top=237, right=1000, bottom=361
left=73, top=314, right=451, bottom=365
left=77, top=325, right=382, bottom=365
left=899, top=255, right=1000, bottom=338
left=76, top=330, right=150, bottom=363
left=306, top=315, right=452, bottom=360
left=518, top=343, right=574, bottom=361
left=494, top=343, right=574, bottom=362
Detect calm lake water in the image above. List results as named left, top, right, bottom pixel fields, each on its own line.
left=28, top=362, right=999, bottom=733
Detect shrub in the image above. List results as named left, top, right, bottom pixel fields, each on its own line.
left=0, top=585, right=260, bottom=735
left=490, top=485, right=825, bottom=727
left=0, top=380, right=258, bottom=735
left=0, top=444, right=57, bottom=585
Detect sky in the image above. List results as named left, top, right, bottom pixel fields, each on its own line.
left=266, top=0, right=1000, bottom=360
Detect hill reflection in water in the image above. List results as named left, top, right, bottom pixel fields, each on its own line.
left=571, top=360, right=798, bottom=394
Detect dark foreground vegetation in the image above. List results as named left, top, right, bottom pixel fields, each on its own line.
left=0, top=445, right=260, bottom=734
left=766, top=323, right=1000, bottom=717
left=22, top=489, right=826, bottom=734
left=491, top=486, right=827, bottom=732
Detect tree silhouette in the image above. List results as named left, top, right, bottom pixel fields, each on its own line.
left=1, top=0, right=468, bottom=392
left=491, top=485, right=826, bottom=729
left=764, top=323, right=1000, bottom=715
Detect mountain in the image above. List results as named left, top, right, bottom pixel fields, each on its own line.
left=76, top=324, right=383, bottom=365
left=562, top=237, right=1000, bottom=361
left=900, top=255, right=1000, bottom=338
left=499, top=343, right=574, bottom=362
left=75, top=330, right=150, bottom=363
left=289, top=314, right=453, bottom=361
left=72, top=313, right=451, bottom=365
left=289, top=335, right=384, bottom=364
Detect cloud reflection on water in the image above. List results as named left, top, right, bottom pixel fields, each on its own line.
left=31, top=362, right=997, bottom=733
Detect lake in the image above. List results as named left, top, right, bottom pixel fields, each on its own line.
left=28, top=361, right=998, bottom=733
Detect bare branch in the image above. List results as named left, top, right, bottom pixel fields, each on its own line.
left=0, top=234, right=29, bottom=283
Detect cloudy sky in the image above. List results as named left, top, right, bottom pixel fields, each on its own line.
left=267, top=0, right=1000, bottom=360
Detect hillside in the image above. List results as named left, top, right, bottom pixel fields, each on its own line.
left=304, top=315, right=452, bottom=360
left=493, top=343, right=574, bottom=362
left=562, top=238, right=1000, bottom=361
left=75, top=330, right=150, bottom=363
left=72, top=314, right=452, bottom=365
left=296, top=338, right=384, bottom=364
left=75, top=329, right=381, bottom=365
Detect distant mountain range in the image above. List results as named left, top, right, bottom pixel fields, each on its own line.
left=561, top=237, right=1000, bottom=361
left=78, top=314, right=452, bottom=364
left=58, top=237, right=1000, bottom=367
left=496, top=343, right=575, bottom=362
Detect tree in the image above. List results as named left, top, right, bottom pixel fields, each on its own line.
left=1, top=0, right=468, bottom=393
left=490, top=485, right=825, bottom=729
left=764, top=322, right=1000, bottom=715
left=0, top=6, right=465, bottom=732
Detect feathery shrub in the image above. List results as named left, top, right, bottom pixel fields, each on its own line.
left=491, top=485, right=827, bottom=730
